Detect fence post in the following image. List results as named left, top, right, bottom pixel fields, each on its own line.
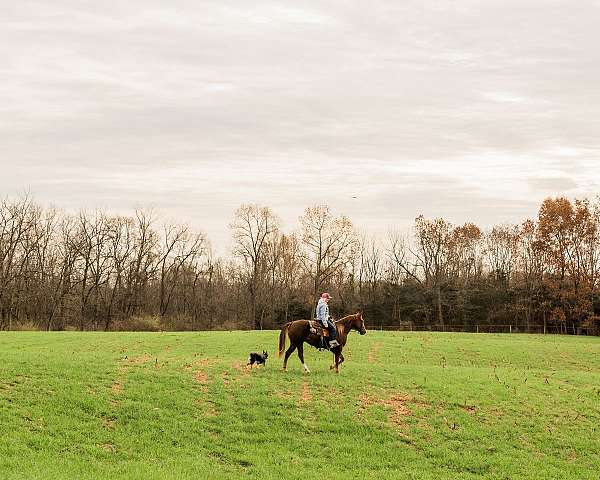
left=476, top=325, right=479, bottom=334
left=509, top=325, right=512, bottom=334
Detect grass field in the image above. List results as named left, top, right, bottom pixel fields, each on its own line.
left=1, top=330, right=599, bottom=479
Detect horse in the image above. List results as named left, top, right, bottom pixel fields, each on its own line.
left=277, top=312, right=367, bottom=373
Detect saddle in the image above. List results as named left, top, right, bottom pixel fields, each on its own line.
left=309, top=320, right=329, bottom=337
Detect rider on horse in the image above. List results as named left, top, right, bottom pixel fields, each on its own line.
left=316, top=292, right=339, bottom=349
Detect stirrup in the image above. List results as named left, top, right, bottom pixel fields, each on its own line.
left=329, top=340, right=340, bottom=348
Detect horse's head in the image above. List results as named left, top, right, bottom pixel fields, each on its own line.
left=353, top=311, right=367, bottom=335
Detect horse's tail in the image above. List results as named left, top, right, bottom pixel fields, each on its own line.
left=278, top=322, right=291, bottom=357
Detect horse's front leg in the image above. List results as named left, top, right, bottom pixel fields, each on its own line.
left=330, top=350, right=341, bottom=373
left=297, top=343, right=310, bottom=373
left=334, top=352, right=341, bottom=373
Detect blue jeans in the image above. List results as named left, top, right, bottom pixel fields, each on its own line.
left=323, top=319, right=337, bottom=342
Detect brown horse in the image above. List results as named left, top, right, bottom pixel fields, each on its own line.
left=278, top=312, right=367, bottom=373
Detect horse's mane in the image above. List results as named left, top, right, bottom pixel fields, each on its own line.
left=335, top=313, right=360, bottom=324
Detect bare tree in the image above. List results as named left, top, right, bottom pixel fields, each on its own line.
left=124, top=210, right=158, bottom=317
left=0, top=196, right=39, bottom=329
left=157, top=223, right=207, bottom=318
left=230, top=204, right=280, bottom=329
left=485, top=224, right=520, bottom=286
left=299, top=205, right=358, bottom=303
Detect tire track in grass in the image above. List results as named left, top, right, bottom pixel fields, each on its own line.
left=109, top=352, right=155, bottom=399
left=186, top=356, right=220, bottom=417
left=297, top=379, right=312, bottom=406
left=368, top=342, right=384, bottom=363
left=100, top=353, right=146, bottom=455
left=104, top=351, right=158, bottom=432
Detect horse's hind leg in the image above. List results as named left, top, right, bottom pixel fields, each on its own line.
left=283, top=343, right=297, bottom=371
left=297, top=343, right=310, bottom=373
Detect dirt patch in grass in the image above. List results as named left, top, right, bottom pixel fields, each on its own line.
left=205, top=407, right=217, bottom=417
left=98, top=443, right=117, bottom=453
left=381, top=394, right=412, bottom=426
left=232, top=361, right=250, bottom=373
left=275, top=389, right=294, bottom=400
left=126, top=354, right=153, bottom=365
left=193, top=398, right=218, bottom=417
left=460, top=404, right=477, bottom=414
left=322, top=387, right=342, bottom=403
left=194, top=371, right=209, bottom=384
left=204, top=400, right=218, bottom=417
left=358, top=392, right=413, bottom=427
left=231, top=361, right=256, bottom=381
left=196, top=357, right=217, bottom=367
left=368, top=342, right=383, bottom=363
left=103, top=418, right=116, bottom=429
left=111, top=381, right=123, bottom=395
left=189, top=357, right=220, bottom=385
left=183, top=357, right=218, bottom=371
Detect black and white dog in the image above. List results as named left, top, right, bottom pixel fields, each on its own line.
left=247, top=350, right=268, bottom=368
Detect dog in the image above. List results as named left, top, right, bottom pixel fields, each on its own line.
left=247, top=350, right=268, bottom=368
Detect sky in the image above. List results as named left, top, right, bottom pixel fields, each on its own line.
left=2, top=1, right=600, bottom=254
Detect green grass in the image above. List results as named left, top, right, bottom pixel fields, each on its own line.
left=1, top=330, right=599, bottom=479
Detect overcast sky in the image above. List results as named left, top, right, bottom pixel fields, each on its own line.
left=2, top=1, right=600, bottom=253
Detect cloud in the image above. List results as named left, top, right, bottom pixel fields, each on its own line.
left=1, top=1, right=600, bottom=252
left=527, top=176, right=579, bottom=193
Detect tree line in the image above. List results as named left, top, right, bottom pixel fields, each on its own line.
left=1, top=195, right=599, bottom=335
